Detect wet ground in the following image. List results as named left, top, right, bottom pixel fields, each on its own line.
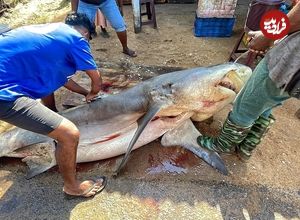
left=1, top=0, right=300, bottom=219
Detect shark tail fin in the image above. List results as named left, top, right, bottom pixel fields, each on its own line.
left=113, top=104, right=162, bottom=177
left=161, top=119, right=228, bottom=175
left=21, top=142, right=57, bottom=179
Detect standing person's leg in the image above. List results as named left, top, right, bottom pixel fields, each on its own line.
left=77, top=1, right=99, bottom=24
left=236, top=109, right=276, bottom=161
left=100, top=0, right=137, bottom=57
left=229, top=58, right=291, bottom=160
left=96, top=9, right=110, bottom=38
left=116, top=0, right=124, bottom=16
left=71, top=0, right=79, bottom=11
left=198, top=59, right=290, bottom=154
left=48, top=118, right=106, bottom=197
left=229, top=59, right=289, bottom=127
left=0, top=97, right=106, bottom=198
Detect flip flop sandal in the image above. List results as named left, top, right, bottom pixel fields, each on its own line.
left=64, top=176, right=107, bottom=200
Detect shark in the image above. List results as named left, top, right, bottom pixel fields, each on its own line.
left=0, top=63, right=252, bottom=178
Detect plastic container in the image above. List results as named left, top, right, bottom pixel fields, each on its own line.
left=194, top=16, right=235, bottom=37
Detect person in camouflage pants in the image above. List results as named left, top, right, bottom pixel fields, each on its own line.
left=197, top=2, right=300, bottom=161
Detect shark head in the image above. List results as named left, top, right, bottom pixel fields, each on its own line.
left=215, top=63, right=252, bottom=94
left=156, top=63, right=252, bottom=119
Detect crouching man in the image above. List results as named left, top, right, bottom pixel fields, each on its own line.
left=0, top=12, right=107, bottom=199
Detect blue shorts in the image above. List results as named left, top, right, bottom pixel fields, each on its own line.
left=78, top=0, right=126, bottom=32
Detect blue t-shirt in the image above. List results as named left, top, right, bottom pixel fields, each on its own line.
left=0, top=22, right=97, bottom=101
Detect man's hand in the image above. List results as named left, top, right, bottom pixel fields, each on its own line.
left=248, top=31, right=274, bottom=54
left=247, top=2, right=300, bottom=54
left=85, top=69, right=102, bottom=103
left=85, top=91, right=100, bottom=102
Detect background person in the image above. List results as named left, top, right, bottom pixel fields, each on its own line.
left=71, top=0, right=137, bottom=57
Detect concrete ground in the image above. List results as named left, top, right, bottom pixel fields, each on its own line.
left=0, top=1, right=300, bottom=220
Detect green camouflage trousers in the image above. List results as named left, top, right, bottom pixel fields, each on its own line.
left=230, top=58, right=290, bottom=127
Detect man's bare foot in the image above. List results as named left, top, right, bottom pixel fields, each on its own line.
left=63, top=176, right=107, bottom=199
left=123, top=48, right=137, bottom=57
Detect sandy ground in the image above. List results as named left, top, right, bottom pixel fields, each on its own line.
left=0, top=0, right=300, bottom=219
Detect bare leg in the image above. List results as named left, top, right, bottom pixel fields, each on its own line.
left=48, top=118, right=105, bottom=196
left=96, top=9, right=110, bottom=38
left=71, top=0, right=79, bottom=11
left=42, top=93, right=58, bottom=112
left=117, top=31, right=137, bottom=57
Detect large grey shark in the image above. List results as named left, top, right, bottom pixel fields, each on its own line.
left=0, top=63, right=252, bottom=178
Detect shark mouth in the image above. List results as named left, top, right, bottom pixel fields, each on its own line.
left=218, top=69, right=246, bottom=94
left=218, top=81, right=237, bottom=93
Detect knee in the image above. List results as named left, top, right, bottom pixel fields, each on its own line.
left=63, top=127, right=80, bottom=146
left=109, top=16, right=126, bottom=32
left=115, top=25, right=126, bottom=32
left=53, top=120, right=80, bottom=146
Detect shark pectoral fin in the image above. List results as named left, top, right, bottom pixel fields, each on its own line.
left=161, top=119, right=228, bottom=175
left=21, top=142, right=57, bottom=179
left=113, top=104, right=162, bottom=177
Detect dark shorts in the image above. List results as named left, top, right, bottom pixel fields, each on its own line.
left=0, top=97, right=63, bottom=135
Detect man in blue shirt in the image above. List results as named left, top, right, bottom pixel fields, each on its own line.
left=0, top=12, right=107, bottom=198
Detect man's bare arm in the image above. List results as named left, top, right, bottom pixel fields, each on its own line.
left=85, top=69, right=102, bottom=102
left=64, top=79, right=89, bottom=96
left=288, top=2, right=300, bottom=33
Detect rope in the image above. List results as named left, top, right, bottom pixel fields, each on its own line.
left=234, top=50, right=250, bottom=64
